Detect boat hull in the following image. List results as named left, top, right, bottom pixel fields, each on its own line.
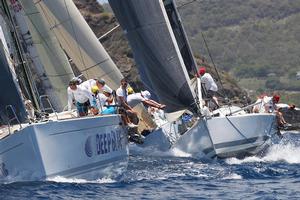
left=173, top=113, right=277, bottom=158
left=0, top=115, right=128, bottom=182
left=207, top=113, right=276, bottom=158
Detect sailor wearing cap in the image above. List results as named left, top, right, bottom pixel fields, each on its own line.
left=67, top=79, right=96, bottom=116
left=81, top=78, right=113, bottom=94
left=127, top=90, right=166, bottom=109
left=90, top=85, right=116, bottom=115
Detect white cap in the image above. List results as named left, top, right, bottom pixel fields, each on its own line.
left=102, top=85, right=113, bottom=94
left=141, top=90, right=151, bottom=100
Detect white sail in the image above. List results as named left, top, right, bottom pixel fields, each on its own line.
left=34, top=0, right=123, bottom=89
left=7, top=0, right=75, bottom=111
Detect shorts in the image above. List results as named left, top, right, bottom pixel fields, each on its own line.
left=76, top=101, right=90, bottom=116
left=207, top=90, right=216, bottom=98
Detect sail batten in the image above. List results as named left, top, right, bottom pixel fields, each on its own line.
left=109, top=0, right=197, bottom=113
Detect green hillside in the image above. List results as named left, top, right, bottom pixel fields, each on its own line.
left=177, top=0, right=300, bottom=104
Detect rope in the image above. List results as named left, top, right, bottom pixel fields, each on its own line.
left=225, top=115, right=248, bottom=139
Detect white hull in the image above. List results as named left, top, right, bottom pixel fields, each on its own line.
left=173, top=113, right=277, bottom=158
left=0, top=115, right=128, bottom=182
left=141, top=113, right=277, bottom=159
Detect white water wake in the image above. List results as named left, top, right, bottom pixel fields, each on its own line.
left=226, top=142, right=300, bottom=165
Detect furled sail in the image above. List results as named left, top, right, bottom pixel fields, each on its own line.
left=18, top=0, right=75, bottom=111
left=33, top=0, right=123, bottom=89
left=0, top=40, right=27, bottom=123
left=109, top=0, right=198, bottom=113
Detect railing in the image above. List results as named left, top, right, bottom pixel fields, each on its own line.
left=39, top=95, right=58, bottom=120
left=5, top=105, right=22, bottom=135
left=225, top=101, right=262, bottom=116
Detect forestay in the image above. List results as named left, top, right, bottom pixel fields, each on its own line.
left=109, top=0, right=198, bottom=113
left=33, top=0, right=123, bottom=89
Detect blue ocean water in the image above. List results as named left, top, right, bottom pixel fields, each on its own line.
left=1, top=131, right=300, bottom=200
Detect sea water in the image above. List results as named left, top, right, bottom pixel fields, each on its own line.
left=1, top=131, right=300, bottom=199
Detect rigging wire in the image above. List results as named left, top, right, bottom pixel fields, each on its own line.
left=201, top=32, right=228, bottom=100
left=177, top=0, right=229, bottom=101
left=177, top=0, right=201, bottom=9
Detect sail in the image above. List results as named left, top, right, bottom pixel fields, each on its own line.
left=18, top=0, right=75, bottom=111
left=164, top=0, right=198, bottom=76
left=33, top=0, right=123, bottom=89
left=0, top=40, right=27, bottom=123
left=109, top=0, right=198, bottom=113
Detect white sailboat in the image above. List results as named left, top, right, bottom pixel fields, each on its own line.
left=108, top=0, right=278, bottom=158
left=0, top=0, right=128, bottom=182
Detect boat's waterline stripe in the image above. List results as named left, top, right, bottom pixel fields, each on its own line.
left=216, top=145, right=266, bottom=158
left=214, top=136, right=269, bottom=149
left=46, top=155, right=128, bottom=178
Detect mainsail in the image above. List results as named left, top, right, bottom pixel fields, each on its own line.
left=164, top=0, right=198, bottom=77
left=17, top=0, right=75, bottom=111
left=33, top=0, right=123, bottom=89
left=109, top=0, right=198, bottom=113
left=0, top=40, right=27, bottom=123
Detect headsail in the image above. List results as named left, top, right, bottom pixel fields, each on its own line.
left=109, top=0, right=198, bottom=113
left=18, top=0, right=75, bottom=111
left=33, top=0, right=123, bottom=89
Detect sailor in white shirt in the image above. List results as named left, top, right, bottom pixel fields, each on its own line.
left=91, top=86, right=116, bottom=115
left=252, top=94, right=289, bottom=127
left=81, top=78, right=113, bottom=94
left=67, top=79, right=95, bottom=116
left=127, top=90, right=166, bottom=109
left=198, top=67, right=219, bottom=108
left=116, top=78, right=138, bottom=127
left=199, top=67, right=218, bottom=93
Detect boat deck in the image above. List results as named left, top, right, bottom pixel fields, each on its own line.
left=0, top=110, right=107, bottom=140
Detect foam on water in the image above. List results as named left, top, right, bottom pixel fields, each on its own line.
left=226, top=142, right=300, bottom=165
left=222, top=173, right=243, bottom=180
left=47, top=176, right=116, bottom=184
left=130, top=143, right=192, bottom=158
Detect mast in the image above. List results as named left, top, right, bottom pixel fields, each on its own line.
left=1, top=0, right=39, bottom=109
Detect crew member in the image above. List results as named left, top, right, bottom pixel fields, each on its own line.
left=127, top=90, right=166, bottom=109
left=81, top=78, right=113, bottom=94
left=198, top=67, right=219, bottom=108
left=91, top=86, right=116, bottom=115
left=116, top=78, right=138, bottom=127
left=67, top=79, right=96, bottom=116
left=253, top=94, right=289, bottom=127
